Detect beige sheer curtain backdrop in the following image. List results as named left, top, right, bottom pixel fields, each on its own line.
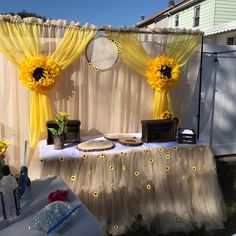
left=0, top=53, right=29, bottom=172
left=0, top=24, right=200, bottom=178
left=51, top=57, right=153, bottom=133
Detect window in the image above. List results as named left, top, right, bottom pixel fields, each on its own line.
left=193, top=5, right=200, bottom=27
left=175, top=14, right=179, bottom=27
left=227, top=37, right=235, bottom=45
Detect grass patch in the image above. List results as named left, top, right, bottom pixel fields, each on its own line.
left=122, top=160, right=236, bottom=236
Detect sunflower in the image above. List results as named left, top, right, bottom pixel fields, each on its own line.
left=145, top=56, right=180, bottom=92
left=165, top=154, right=171, bottom=160
left=19, top=56, right=61, bottom=94
left=0, top=148, right=6, bottom=156
left=161, top=110, right=173, bottom=119
left=120, top=151, right=125, bottom=157
left=146, top=184, right=152, bottom=190
left=142, top=149, right=148, bottom=154
left=174, top=216, right=179, bottom=222
left=93, top=191, right=99, bottom=197
left=161, top=111, right=180, bottom=125
left=0, top=140, right=9, bottom=156
left=71, top=175, right=76, bottom=181
left=109, top=165, right=115, bottom=171
left=58, top=112, right=69, bottom=120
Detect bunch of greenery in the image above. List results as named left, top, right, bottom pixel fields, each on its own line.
left=48, top=112, right=69, bottom=136
left=4, top=10, right=47, bottom=21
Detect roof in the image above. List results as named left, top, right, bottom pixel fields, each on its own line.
left=203, top=21, right=236, bottom=36
left=136, top=0, right=190, bottom=28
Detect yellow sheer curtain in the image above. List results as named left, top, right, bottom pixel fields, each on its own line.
left=51, top=27, right=97, bottom=69
left=166, top=33, right=201, bottom=66
left=0, top=21, right=97, bottom=147
left=107, top=31, right=201, bottom=118
left=0, top=22, right=40, bottom=65
left=107, top=32, right=151, bottom=76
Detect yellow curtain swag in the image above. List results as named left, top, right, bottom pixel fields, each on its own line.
left=145, top=56, right=180, bottom=92
left=19, top=56, right=61, bottom=94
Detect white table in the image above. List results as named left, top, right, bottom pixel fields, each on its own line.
left=39, top=134, right=226, bottom=235
left=39, top=133, right=204, bottom=160
left=0, top=176, right=102, bottom=236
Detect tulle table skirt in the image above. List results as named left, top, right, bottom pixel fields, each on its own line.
left=40, top=136, right=226, bottom=235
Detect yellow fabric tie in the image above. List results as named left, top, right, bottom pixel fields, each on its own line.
left=30, top=91, right=53, bottom=144
left=153, top=90, right=173, bottom=119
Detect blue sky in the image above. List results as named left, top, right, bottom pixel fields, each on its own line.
left=0, top=0, right=179, bottom=28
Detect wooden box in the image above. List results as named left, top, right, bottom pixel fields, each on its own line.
left=177, top=128, right=196, bottom=144
left=141, top=119, right=176, bottom=143
left=46, top=120, right=81, bottom=145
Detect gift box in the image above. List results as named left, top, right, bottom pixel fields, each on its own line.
left=46, top=120, right=81, bottom=145
left=141, top=119, right=176, bottom=143
left=177, top=128, right=196, bottom=144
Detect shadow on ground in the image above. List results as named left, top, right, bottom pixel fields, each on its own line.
left=122, top=158, right=236, bottom=236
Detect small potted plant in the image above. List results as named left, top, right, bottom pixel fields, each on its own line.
left=0, top=140, right=9, bottom=178
left=48, top=112, right=69, bottom=150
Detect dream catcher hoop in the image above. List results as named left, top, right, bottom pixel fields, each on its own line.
left=85, top=35, right=118, bottom=71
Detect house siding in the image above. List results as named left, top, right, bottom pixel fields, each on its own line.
left=168, top=0, right=215, bottom=29
left=214, top=0, right=236, bottom=25
left=200, top=0, right=216, bottom=28
left=143, top=0, right=236, bottom=46
left=169, top=8, right=193, bottom=28
left=147, top=17, right=169, bottom=29
left=216, top=31, right=236, bottom=44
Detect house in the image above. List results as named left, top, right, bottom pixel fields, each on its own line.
left=136, top=0, right=236, bottom=156
left=136, top=0, right=236, bottom=45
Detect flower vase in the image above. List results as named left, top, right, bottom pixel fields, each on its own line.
left=54, top=136, right=64, bottom=150
left=0, top=155, right=5, bottom=179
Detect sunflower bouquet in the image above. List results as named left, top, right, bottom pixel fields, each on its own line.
left=0, top=140, right=8, bottom=156
left=161, top=111, right=180, bottom=126
left=0, top=140, right=9, bottom=177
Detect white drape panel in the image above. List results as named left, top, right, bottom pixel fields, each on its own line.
left=50, top=56, right=153, bottom=136
left=0, top=26, right=200, bottom=178
left=0, top=53, right=29, bottom=171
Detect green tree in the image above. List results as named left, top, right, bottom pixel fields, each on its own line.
left=3, top=10, right=47, bottom=22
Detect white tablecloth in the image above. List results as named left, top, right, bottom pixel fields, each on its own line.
left=39, top=134, right=225, bottom=235
left=0, top=176, right=101, bottom=236
left=39, top=133, right=204, bottom=160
